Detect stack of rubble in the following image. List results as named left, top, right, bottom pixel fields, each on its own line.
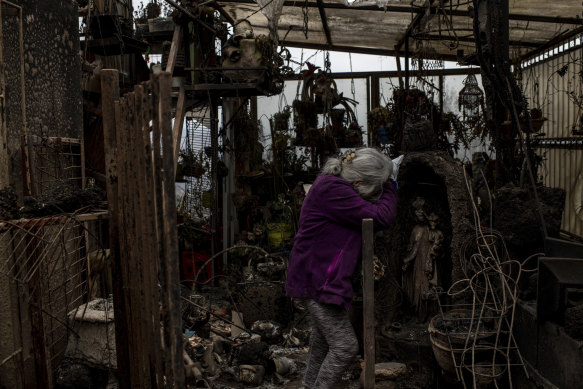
left=180, top=255, right=310, bottom=388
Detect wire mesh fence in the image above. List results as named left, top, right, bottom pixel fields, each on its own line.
left=0, top=212, right=107, bottom=380
left=26, top=136, right=85, bottom=196
left=183, top=109, right=214, bottom=219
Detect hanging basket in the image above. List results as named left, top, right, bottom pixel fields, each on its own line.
left=148, top=17, right=174, bottom=32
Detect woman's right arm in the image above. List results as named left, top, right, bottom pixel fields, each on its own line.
left=318, top=179, right=398, bottom=230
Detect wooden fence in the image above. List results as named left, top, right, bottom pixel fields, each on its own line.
left=101, top=70, right=184, bottom=388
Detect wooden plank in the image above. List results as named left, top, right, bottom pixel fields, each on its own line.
left=152, top=73, right=171, bottom=384
left=140, top=81, right=164, bottom=387
left=162, top=0, right=215, bottom=33
left=126, top=91, right=150, bottom=388
left=159, top=71, right=186, bottom=388
left=165, top=25, right=182, bottom=75
left=173, top=86, right=186, bottom=173
left=122, top=92, right=150, bottom=389
left=133, top=86, right=154, bottom=387
left=100, top=69, right=131, bottom=389
left=362, top=218, right=375, bottom=389
left=117, top=94, right=142, bottom=388
left=209, top=1, right=235, bottom=25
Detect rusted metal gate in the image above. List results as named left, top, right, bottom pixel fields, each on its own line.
left=0, top=212, right=108, bottom=388
left=101, top=70, right=184, bottom=388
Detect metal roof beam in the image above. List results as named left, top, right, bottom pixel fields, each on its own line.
left=279, top=40, right=459, bottom=61
left=396, top=0, right=435, bottom=50
left=415, top=34, right=541, bottom=48
left=283, top=67, right=481, bottom=80
left=520, top=25, right=583, bottom=62
left=316, top=0, right=333, bottom=46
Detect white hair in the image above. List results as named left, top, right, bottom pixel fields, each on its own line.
left=322, top=148, right=393, bottom=202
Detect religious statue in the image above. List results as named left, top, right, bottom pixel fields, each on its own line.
left=402, top=198, right=443, bottom=321
left=425, top=212, right=444, bottom=287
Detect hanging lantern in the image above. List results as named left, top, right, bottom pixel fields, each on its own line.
left=458, top=74, right=484, bottom=124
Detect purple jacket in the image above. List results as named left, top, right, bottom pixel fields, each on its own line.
left=285, top=174, right=398, bottom=310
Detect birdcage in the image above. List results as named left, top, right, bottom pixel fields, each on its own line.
left=458, top=74, right=485, bottom=124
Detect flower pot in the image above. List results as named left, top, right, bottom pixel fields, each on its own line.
left=428, top=310, right=497, bottom=376
left=519, top=118, right=547, bottom=134
left=135, top=22, right=149, bottom=36
left=148, top=17, right=174, bottom=32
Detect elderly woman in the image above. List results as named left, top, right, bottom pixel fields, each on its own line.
left=286, top=148, right=398, bottom=389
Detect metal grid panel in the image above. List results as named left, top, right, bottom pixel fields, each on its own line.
left=27, top=136, right=85, bottom=196
left=0, top=214, right=105, bottom=374
left=183, top=108, right=213, bottom=219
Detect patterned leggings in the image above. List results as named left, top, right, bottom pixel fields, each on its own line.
left=302, top=299, right=359, bottom=389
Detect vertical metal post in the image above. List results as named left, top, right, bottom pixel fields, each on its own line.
left=370, top=75, right=380, bottom=110
left=222, top=99, right=237, bottom=259
left=366, top=77, right=371, bottom=145
left=210, top=100, right=219, bottom=258
left=439, top=74, right=444, bottom=116
left=362, top=218, right=375, bottom=389
left=405, top=38, right=410, bottom=90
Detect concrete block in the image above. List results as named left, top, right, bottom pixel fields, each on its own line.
left=64, top=298, right=116, bottom=369
left=374, top=362, right=407, bottom=380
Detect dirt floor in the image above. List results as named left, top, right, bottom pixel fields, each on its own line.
left=209, top=347, right=363, bottom=389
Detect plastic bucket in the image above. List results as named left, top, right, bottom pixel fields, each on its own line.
left=267, top=222, right=292, bottom=248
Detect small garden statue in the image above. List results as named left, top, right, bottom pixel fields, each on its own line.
left=402, top=197, right=440, bottom=321
left=425, top=212, right=444, bottom=287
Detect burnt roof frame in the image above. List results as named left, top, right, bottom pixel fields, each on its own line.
left=217, top=0, right=583, bottom=63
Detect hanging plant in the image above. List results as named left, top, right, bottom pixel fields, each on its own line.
left=272, top=106, right=291, bottom=134
left=179, top=150, right=206, bottom=178
left=233, top=108, right=263, bottom=172
left=292, top=99, right=318, bottom=146
left=368, top=106, right=395, bottom=147
left=145, top=1, right=161, bottom=19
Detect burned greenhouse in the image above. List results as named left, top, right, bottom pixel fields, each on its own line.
left=0, top=0, right=583, bottom=388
